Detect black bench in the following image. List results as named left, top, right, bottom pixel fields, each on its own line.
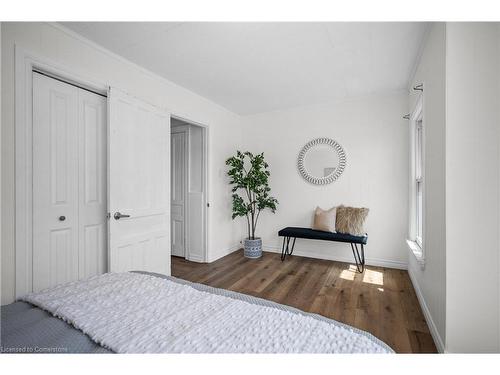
left=278, top=227, right=368, bottom=272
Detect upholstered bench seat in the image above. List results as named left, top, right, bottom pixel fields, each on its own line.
left=277, top=227, right=368, bottom=272
left=278, top=227, right=367, bottom=244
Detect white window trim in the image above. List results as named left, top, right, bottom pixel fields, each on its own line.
left=407, top=93, right=425, bottom=267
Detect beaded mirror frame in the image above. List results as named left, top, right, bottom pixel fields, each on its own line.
left=297, top=137, right=347, bottom=185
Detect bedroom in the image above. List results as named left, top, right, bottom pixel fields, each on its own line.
left=1, top=0, right=500, bottom=369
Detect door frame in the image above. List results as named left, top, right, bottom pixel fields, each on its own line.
left=14, top=46, right=109, bottom=298
left=170, top=115, right=209, bottom=263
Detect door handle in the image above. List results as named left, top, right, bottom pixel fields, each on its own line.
left=59, top=216, right=66, bottom=221
left=114, top=212, right=131, bottom=220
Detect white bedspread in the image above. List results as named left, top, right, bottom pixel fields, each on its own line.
left=20, top=272, right=392, bottom=353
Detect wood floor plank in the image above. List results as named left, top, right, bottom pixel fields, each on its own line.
left=171, top=250, right=437, bottom=353
left=229, top=253, right=278, bottom=293
left=407, top=329, right=438, bottom=353
left=260, top=257, right=308, bottom=304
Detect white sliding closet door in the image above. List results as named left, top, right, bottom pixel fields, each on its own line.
left=32, top=73, right=107, bottom=292
left=108, top=88, right=171, bottom=275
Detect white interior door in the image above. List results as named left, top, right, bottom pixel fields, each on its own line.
left=108, top=88, right=171, bottom=274
left=33, top=73, right=79, bottom=292
left=78, top=89, right=108, bottom=279
left=33, top=72, right=107, bottom=292
left=171, top=129, right=187, bottom=257
left=186, top=124, right=206, bottom=262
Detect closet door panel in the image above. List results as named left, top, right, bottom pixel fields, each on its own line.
left=78, top=89, right=108, bottom=279
left=32, top=73, right=79, bottom=292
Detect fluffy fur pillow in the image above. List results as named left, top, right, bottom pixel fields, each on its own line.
left=312, top=206, right=337, bottom=232
left=335, top=205, right=369, bottom=236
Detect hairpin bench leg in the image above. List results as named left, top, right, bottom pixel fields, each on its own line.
left=281, top=237, right=287, bottom=261
left=288, top=237, right=296, bottom=257
left=350, top=243, right=365, bottom=273
left=281, top=237, right=296, bottom=261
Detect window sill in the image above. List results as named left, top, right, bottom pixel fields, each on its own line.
left=406, top=239, right=425, bottom=268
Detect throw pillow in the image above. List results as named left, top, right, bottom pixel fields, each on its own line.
left=335, top=205, right=369, bottom=236
left=312, top=206, right=337, bottom=232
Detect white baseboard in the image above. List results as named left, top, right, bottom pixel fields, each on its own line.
left=407, top=266, right=445, bottom=353
left=186, top=254, right=204, bottom=263
left=263, top=245, right=408, bottom=270
left=207, top=243, right=241, bottom=263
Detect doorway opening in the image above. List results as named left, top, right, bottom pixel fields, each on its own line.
left=170, top=116, right=208, bottom=262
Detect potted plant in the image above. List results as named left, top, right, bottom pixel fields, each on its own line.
left=226, top=151, right=278, bottom=258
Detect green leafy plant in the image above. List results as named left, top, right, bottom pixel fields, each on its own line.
left=226, top=151, right=278, bottom=240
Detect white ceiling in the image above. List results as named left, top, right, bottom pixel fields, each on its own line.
left=60, top=22, right=428, bottom=115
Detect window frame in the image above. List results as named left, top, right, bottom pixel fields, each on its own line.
left=415, top=118, right=423, bottom=247
left=407, top=94, right=425, bottom=265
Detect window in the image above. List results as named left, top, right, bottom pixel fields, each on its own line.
left=407, top=95, right=424, bottom=263
left=415, top=118, right=423, bottom=247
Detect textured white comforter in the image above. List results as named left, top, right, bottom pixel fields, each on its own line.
left=21, top=272, right=392, bottom=353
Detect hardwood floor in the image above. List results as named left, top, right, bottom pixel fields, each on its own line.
left=171, top=250, right=437, bottom=353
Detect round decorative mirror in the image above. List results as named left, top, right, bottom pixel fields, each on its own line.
left=297, top=138, right=346, bottom=185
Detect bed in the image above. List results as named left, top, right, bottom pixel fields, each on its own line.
left=1, top=272, right=393, bottom=353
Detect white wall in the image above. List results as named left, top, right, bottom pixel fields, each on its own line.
left=1, top=22, right=245, bottom=304
left=0, top=23, right=2, bottom=306
left=242, top=92, right=409, bottom=269
left=445, top=22, right=500, bottom=353
left=407, top=23, right=447, bottom=352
